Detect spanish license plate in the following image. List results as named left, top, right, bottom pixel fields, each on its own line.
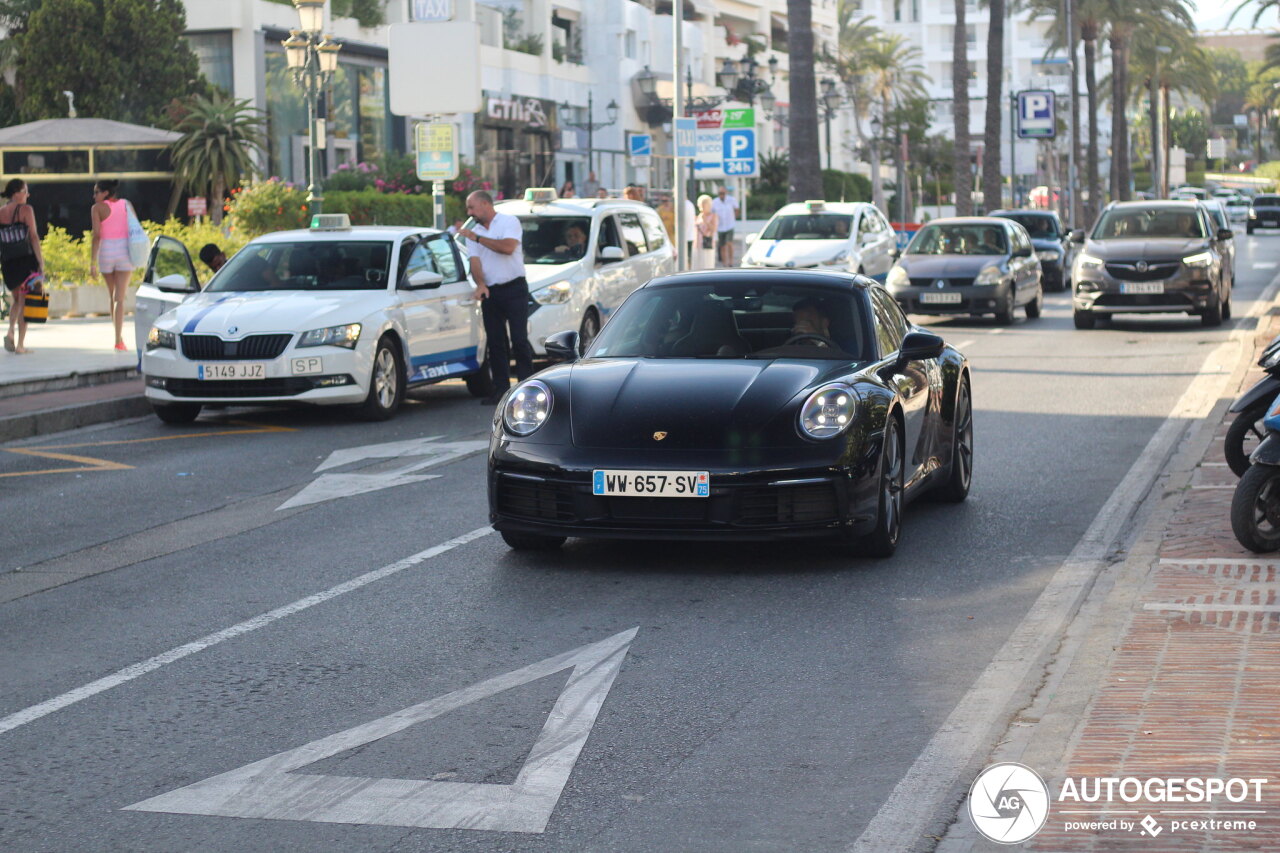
left=920, top=292, right=962, bottom=304
left=291, top=357, right=323, bottom=375
left=592, top=470, right=710, bottom=498
left=1120, top=282, right=1164, bottom=295
left=198, top=363, right=266, bottom=380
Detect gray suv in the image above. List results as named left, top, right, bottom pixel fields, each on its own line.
left=1069, top=201, right=1232, bottom=329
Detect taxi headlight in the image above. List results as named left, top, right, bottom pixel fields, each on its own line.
left=1183, top=251, right=1213, bottom=269
left=1250, top=209, right=1258, bottom=219
left=1075, top=252, right=1104, bottom=274
left=146, top=327, right=175, bottom=350
left=532, top=281, right=573, bottom=304
left=886, top=266, right=909, bottom=288
left=298, top=323, right=361, bottom=349
left=975, top=264, right=1004, bottom=285
left=1037, top=250, right=1061, bottom=262
left=823, top=251, right=850, bottom=266
left=503, top=379, right=553, bottom=436
left=799, top=383, right=857, bottom=440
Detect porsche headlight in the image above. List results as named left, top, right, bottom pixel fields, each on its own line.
left=1075, top=252, right=1104, bottom=274
left=823, top=251, right=850, bottom=266
left=1037, top=250, right=1061, bottom=262
left=886, top=266, right=909, bottom=288
left=298, top=323, right=361, bottom=349
left=1182, top=251, right=1213, bottom=269
left=146, top=327, right=175, bottom=350
left=799, top=383, right=857, bottom=440
left=503, top=379, right=552, bottom=436
left=532, top=281, right=572, bottom=304
left=974, top=264, right=1004, bottom=285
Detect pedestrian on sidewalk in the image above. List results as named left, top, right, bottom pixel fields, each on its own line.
left=457, top=190, right=532, bottom=405
left=712, top=185, right=739, bottom=267
left=1, top=179, right=44, bottom=355
left=694, top=194, right=718, bottom=271
left=89, top=180, right=137, bottom=351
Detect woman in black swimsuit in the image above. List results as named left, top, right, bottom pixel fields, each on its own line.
left=0, top=179, right=44, bottom=354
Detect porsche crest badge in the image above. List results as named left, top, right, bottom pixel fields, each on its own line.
left=653, top=431, right=668, bottom=441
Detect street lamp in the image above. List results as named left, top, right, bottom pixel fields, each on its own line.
left=558, top=92, right=618, bottom=181
left=820, top=78, right=842, bottom=171
left=282, top=0, right=342, bottom=216
left=717, top=54, right=776, bottom=107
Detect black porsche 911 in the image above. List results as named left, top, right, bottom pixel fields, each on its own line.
left=487, top=269, right=973, bottom=556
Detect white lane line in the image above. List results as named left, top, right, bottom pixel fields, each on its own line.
left=988, top=328, right=1005, bottom=335
left=1254, top=262, right=1278, bottom=270
left=953, top=340, right=976, bottom=350
left=0, top=526, right=495, bottom=737
left=850, top=271, right=1280, bottom=852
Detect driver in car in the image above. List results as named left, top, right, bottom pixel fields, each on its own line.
left=791, top=298, right=832, bottom=344
left=554, top=223, right=588, bottom=259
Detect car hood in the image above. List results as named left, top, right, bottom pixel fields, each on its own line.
left=1085, top=238, right=1207, bottom=260
left=745, top=239, right=847, bottom=268
left=569, top=357, right=836, bottom=449
left=1030, top=237, right=1065, bottom=252
left=158, top=290, right=392, bottom=336
left=898, top=254, right=1004, bottom=277
left=525, top=261, right=582, bottom=288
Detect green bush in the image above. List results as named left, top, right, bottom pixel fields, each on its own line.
left=822, top=169, right=872, bottom=203
left=225, top=179, right=312, bottom=237
left=745, top=191, right=788, bottom=217
left=325, top=190, right=464, bottom=227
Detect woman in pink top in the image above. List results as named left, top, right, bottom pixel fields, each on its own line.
left=90, top=179, right=135, bottom=350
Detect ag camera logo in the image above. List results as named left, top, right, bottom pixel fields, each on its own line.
left=968, top=762, right=1051, bottom=844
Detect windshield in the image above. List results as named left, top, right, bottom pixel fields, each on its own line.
left=998, top=214, right=1059, bottom=238
left=1205, top=205, right=1228, bottom=229
left=1255, top=195, right=1280, bottom=206
left=586, top=280, right=871, bottom=361
left=907, top=224, right=1008, bottom=255
left=519, top=216, right=593, bottom=264
left=759, top=214, right=854, bottom=241
left=206, top=240, right=392, bottom=292
left=1092, top=207, right=1206, bottom=240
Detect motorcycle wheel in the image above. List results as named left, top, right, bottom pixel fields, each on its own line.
left=1225, top=402, right=1269, bottom=477
left=1231, top=464, right=1280, bottom=553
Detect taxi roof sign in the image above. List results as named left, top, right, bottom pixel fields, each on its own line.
left=804, top=200, right=827, bottom=212
left=523, top=188, right=559, bottom=204
left=311, top=213, right=352, bottom=231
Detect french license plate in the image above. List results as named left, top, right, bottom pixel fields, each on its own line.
left=198, top=363, right=265, bottom=380
left=1120, top=282, right=1164, bottom=295
left=920, top=292, right=962, bottom=304
left=592, top=470, right=710, bottom=498
left=291, top=357, right=323, bottom=376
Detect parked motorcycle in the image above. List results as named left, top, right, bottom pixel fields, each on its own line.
left=1231, top=393, right=1280, bottom=552
left=1224, top=333, right=1280, bottom=477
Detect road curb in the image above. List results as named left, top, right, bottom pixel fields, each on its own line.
left=0, top=392, right=150, bottom=444
left=0, top=366, right=138, bottom=400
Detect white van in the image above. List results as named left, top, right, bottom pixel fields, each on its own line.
left=473, top=190, right=676, bottom=354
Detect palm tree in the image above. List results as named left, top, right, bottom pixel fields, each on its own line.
left=1127, top=31, right=1215, bottom=192
left=828, top=2, right=880, bottom=180
left=786, top=0, right=822, bottom=200
left=864, top=35, right=928, bottom=217
left=954, top=0, right=973, bottom=216
left=982, top=0, right=1007, bottom=212
left=169, top=92, right=267, bottom=225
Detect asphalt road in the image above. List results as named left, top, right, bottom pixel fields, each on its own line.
left=1, top=232, right=1275, bottom=852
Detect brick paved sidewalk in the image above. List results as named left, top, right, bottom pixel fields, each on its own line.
left=1025, top=323, right=1280, bottom=852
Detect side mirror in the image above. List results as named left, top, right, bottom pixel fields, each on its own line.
left=744, top=233, right=759, bottom=245
left=899, top=330, right=945, bottom=362
left=599, top=246, right=625, bottom=263
left=1219, top=228, right=1235, bottom=241
left=404, top=269, right=444, bottom=289
left=544, top=329, right=580, bottom=362
left=1068, top=229, right=1085, bottom=243
left=1013, top=247, right=1033, bottom=258
left=154, top=273, right=197, bottom=294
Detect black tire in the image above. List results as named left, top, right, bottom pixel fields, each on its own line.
left=500, top=530, right=566, bottom=551
left=1025, top=286, right=1043, bottom=319
left=1201, top=291, right=1224, bottom=327
left=993, top=289, right=1015, bottom=325
left=579, top=308, right=601, bottom=351
left=359, top=336, right=404, bottom=421
left=856, top=418, right=905, bottom=557
left=1223, top=293, right=1232, bottom=320
left=1225, top=403, right=1269, bottom=477
left=152, top=402, right=201, bottom=425
left=465, top=351, right=494, bottom=398
left=1248, top=225, right=1255, bottom=235
left=1073, top=309, right=1096, bottom=330
left=933, top=379, right=973, bottom=503
left=1231, top=464, right=1280, bottom=553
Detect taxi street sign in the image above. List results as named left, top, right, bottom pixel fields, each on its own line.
left=629, top=133, right=652, bottom=168
left=411, top=0, right=454, bottom=20
left=1016, top=90, right=1055, bottom=139
left=415, top=122, right=458, bottom=181
left=675, top=118, right=697, bottom=158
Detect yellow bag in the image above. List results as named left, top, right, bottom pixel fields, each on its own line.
left=22, top=290, right=48, bottom=324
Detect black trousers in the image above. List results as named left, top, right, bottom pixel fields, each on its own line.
left=482, top=276, right=534, bottom=388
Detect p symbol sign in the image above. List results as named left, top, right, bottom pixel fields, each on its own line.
left=1023, top=94, right=1050, bottom=120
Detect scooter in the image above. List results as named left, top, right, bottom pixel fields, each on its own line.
left=1232, top=392, right=1280, bottom=552
left=1224, top=333, right=1280, bottom=476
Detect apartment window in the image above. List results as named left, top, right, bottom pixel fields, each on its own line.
left=186, top=32, right=233, bottom=94
left=910, top=0, right=920, bottom=21
left=625, top=30, right=637, bottom=59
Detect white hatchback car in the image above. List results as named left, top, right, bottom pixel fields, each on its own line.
left=137, top=215, right=488, bottom=424
left=474, top=190, right=676, bottom=353
left=739, top=200, right=898, bottom=281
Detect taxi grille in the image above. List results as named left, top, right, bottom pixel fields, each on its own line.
left=181, top=334, right=293, bottom=360
left=165, top=378, right=314, bottom=398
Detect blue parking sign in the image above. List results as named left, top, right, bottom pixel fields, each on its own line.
left=629, top=134, right=652, bottom=158
left=721, top=128, right=757, bottom=177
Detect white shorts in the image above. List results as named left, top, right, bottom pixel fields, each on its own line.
left=98, top=237, right=134, bottom=274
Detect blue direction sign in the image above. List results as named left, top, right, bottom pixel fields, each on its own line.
left=722, top=128, right=757, bottom=177
left=675, top=118, right=697, bottom=158
left=1017, top=90, right=1056, bottom=139
left=628, top=134, right=652, bottom=158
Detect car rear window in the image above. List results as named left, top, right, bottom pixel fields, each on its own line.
left=997, top=213, right=1059, bottom=237
left=1255, top=195, right=1280, bottom=206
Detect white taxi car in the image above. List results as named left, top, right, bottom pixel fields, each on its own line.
left=137, top=215, right=488, bottom=424
left=472, top=189, right=675, bottom=353
left=739, top=200, right=898, bottom=281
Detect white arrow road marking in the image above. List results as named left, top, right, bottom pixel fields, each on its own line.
left=278, top=437, right=489, bottom=510
left=124, top=628, right=639, bottom=833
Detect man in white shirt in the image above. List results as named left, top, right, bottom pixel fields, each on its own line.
left=458, top=191, right=531, bottom=404
left=711, top=185, right=739, bottom=267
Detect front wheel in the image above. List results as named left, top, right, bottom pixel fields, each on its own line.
left=465, top=351, right=494, bottom=398
left=152, top=402, right=201, bottom=425
left=358, top=337, right=404, bottom=421
left=993, top=290, right=1015, bottom=325
left=1225, top=403, right=1269, bottom=477
left=500, top=530, right=566, bottom=551
left=1025, top=286, right=1043, bottom=319
left=855, top=419, right=904, bottom=557
left=1231, top=464, right=1280, bottom=552
left=579, top=309, right=601, bottom=351
left=1201, top=292, right=1224, bottom=327
left=1073, top=309, right=1096, bottom=330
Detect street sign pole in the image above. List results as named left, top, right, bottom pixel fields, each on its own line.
left=674, top=2, right=686, bottom=271
left=415, top=121, right=458, bottom=230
